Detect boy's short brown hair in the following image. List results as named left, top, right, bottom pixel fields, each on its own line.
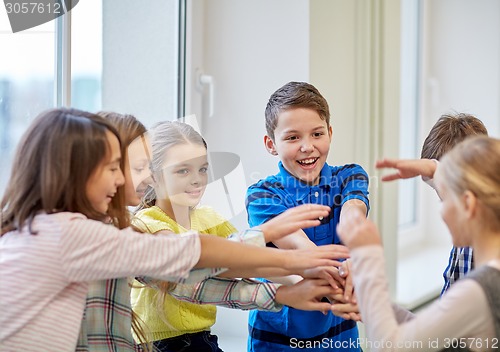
left=421, top=113, right=488, bottom=160
left=265, top=82, right=330, bottom=140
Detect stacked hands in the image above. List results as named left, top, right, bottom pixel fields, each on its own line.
left=264, top=156, right=427, bottom=320
left=320, top=157, right=431, bottom=320
left=262, top=204, right=376, bottom=321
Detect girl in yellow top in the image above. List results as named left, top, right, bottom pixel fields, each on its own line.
left=131, top=121, right=347, bottom=351
left=131, top=122, right=350, bottom=352
left=130, top=121, right=229, bottom=351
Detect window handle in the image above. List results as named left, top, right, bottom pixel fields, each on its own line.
left=199, top=73, right=215, bottom=118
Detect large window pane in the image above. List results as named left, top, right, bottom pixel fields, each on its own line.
left=71, top=0, right=102, bottom=112
left=101, top=0, right=179, bottom=126
left=398, top=0, right=421, bottom=229
left=0, top=13, right=55, bottom=196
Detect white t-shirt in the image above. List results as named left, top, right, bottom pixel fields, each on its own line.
left=352, top=245, right=495, bottom=351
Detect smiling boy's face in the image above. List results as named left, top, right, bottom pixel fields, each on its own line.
left=265, top=107, right=332, bottom=185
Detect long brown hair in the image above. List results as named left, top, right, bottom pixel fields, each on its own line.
left=97, top=111, right=148, bottom=230
left=97, top=111, right=148, bottom=154
left=96, top=111, right=154, bottom=349
left=1, top=108, right=126, bottom=235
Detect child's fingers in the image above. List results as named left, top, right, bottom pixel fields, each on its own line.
left=349, top=312, right=362, bottom=322
left=316, top=244, right=350, bottom=258
left=375, top=158, right=399, bottom=169
left=327, top=292, right=347, bottom=303
left=343, top=280, right=354, bottom=302
left=308, top=302, right=335, bottom=313
left=381, top=173, right=402, bottom=182
left=331, top=302, right=359, bottom=315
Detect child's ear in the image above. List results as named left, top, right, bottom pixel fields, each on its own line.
left=264, top=135, right=278, bottom=156
left=328, top=125, right=333, bottom=139
left=462, top=190, right=477, bottom=219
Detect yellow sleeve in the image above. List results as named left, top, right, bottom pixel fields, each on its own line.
left=132, top=207, right=179, bottom=234
left=193, top=206, right=237, bottom=239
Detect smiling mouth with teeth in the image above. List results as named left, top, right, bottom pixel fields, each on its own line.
left=297, top=157, right=318, bottom=166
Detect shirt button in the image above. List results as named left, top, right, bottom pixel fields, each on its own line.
left=314, top=191, right=319, bottom=197
left=319, top=216, right=324, bottom=220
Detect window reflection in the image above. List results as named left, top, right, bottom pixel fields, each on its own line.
left=0, top=14, right=55, bottom=196
left=71, top=0, right=102, bottom=112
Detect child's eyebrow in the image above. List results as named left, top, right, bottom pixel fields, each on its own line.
left=311, top=125, right=327, bottom=131
left=281, top=128, right=300, bottom=134
left=172, top=161, right=209, bottom=168
left=282, top=126, right=327, bottom=134
left=170, top=162, right=193, bottom=168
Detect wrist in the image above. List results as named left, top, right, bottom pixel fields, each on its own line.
left=274, top=285, right=288, bottom=305
left=258, top=222, right=274, bottom=242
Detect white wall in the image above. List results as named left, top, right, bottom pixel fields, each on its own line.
left=187, top=1, right=310, bottom=349
left=421, top=0, right=500, bottom=247
left=102, top=0, right=179, bottom=124
left=187, top=0, right=310, bottom=231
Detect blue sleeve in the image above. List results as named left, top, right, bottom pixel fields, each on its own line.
left=336, top=164, right=370, bottom=213
left=245, top=183, right=291, bottom=227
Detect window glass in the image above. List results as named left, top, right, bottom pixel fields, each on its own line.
left=398, top=0, right=421, bottom=228
left=71, top=0, right=102, bottom=112
left=0, top=13, right=55, bottom=196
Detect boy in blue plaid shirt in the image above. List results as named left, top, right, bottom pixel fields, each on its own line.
left=376, top=113, right=488, bottom=295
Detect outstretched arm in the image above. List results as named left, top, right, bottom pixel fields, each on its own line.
left=259, top=204, right=330, bottom=244
left=376, top=158, right=438, bottom=182
left=260, top=204, right=326, bottom=250
left=196, top=235, right=349, bottom=274
left=340, top=199, right=367, bottom=225
left=170, top=277, right=342, bottom=313
left=170, top=277, right=284, bottom=311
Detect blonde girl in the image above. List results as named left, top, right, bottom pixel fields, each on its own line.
left=131, top=121, right=345, bottom=352
left=338, top=136, right=500, bottom=351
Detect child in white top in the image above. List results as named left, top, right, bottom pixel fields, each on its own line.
left=337, top=136, right=500, bottom=351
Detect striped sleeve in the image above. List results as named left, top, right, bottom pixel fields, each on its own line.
left=169, top=228, right=267, bottom=284
left=138, top=228, right=266, bottom=287
left=57, top=214, right=201, bottom=283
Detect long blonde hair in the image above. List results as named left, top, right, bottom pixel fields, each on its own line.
left=138, top=120, right=207, bottom=211
left=440, top=136, right=500, bottom=232
left=134, top=121, right=207, bottom=333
